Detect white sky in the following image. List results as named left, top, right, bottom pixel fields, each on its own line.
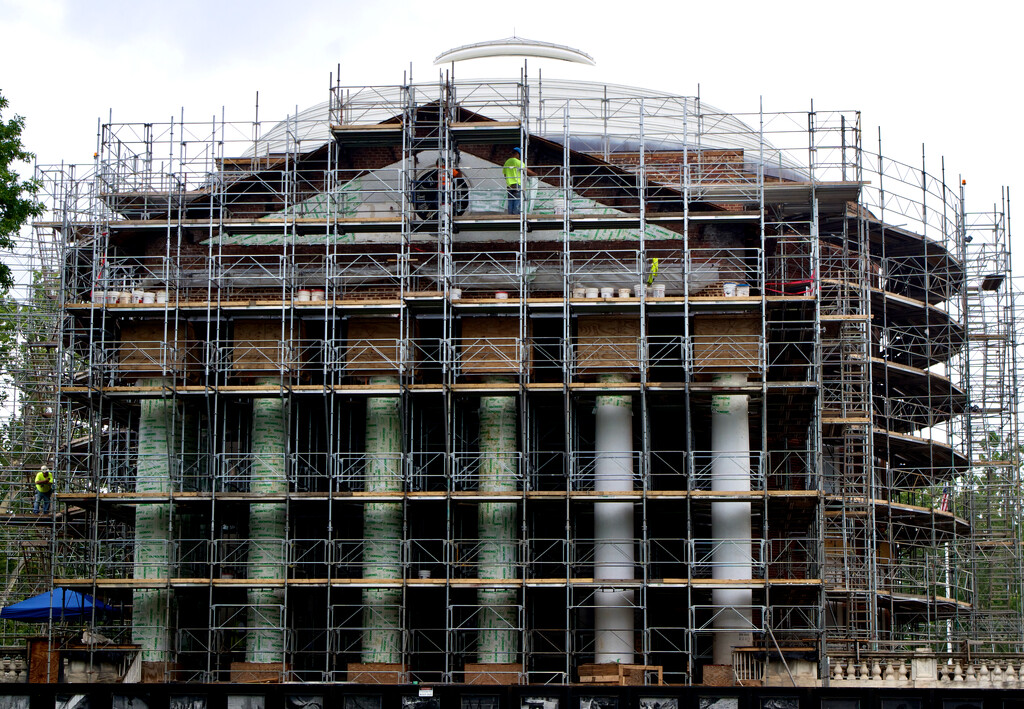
left=1, top=0, right=1020, bottom=254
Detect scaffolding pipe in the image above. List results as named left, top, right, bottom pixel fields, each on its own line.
left=245, top=383, right=288, bottom=665
left=593, top=374, right=635, bottom=664
left=362, top=376, right=403, bottom=664
left=477, top=389, right=518, bottom=664
left=710, top=372, right=753, bottom=666
left=132, top=379, right=173, bottom=665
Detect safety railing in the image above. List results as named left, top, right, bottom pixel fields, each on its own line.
left=689, top=451, right=765, bottom=491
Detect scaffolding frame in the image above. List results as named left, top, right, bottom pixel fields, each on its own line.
left=2, top=71, right=1014, bottom=686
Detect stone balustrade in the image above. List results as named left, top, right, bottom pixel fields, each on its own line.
left=828, top=652, right=1024, bottom=688
left=0, top=654, right=28, bottom=683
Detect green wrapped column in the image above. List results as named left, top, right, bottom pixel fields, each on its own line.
left=246, top=387, right=288, bottom=664
left=361, top=376, right=403, bottom=663
left=133, top=380, right=174, bottom=663
left=477, top=391, right=519, bottom=664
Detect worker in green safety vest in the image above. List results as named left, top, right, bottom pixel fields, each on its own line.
left=503, top=147, right=523, bottom=215
left=33, top=465, right=53, bottom=515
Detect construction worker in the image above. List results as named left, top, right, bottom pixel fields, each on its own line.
left=33, top=465, right=53, bottom=515
left=503, top=147, right=523, bottom=215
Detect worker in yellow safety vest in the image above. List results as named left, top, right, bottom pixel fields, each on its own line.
left=33, top=465, right=53, bottom=515
left=503, top=147, right=523, bottom=215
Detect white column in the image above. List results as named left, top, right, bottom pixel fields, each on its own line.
left=593, top=376, right=634, bottom=664
left=710, top=372, right=753, bottom=665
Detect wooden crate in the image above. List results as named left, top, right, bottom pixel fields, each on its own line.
left=578, top=663, right=664, bottom=686
left=577, top=316, right=640, bottom=373
left=347, top=317, right=402, bottom=373
left=229, top=661, right=290, bottom=683
left=119, top=321, right=197, bottom=379
left=464, top=662, right=524, bottom=685
left=692, top=315, right=760, bottom=372
left=346, top=662, right=407, bottom=684
left=141, top=661, right=183, bottom=683
left=460, top=317, right=523, bottom=376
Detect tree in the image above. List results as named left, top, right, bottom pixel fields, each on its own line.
left=0, top=91, right=44, bottom=293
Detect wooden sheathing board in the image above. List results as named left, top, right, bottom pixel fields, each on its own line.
left=576, top=316, right=641, bottom=374
left=346, top=317, right=402, bottom=374
left=233, top=319, right=304, bottom=373
left=119, top=321, right=196, bottom=379
left=692, top=315, right=760, bottom=373
left=460, top=317, right=523, bottom=376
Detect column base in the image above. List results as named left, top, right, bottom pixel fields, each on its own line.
left=702, top=664, right=735, bottom=686
left=347, top=663, right=407, bottom=684
left=464, top=663, right=524, bottom=685
left=141, top=662, right=183, bottom=683
left=229, top=662, right=290, bottom=683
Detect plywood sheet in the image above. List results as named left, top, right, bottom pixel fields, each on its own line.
left=577, top=316, right=640, bottom=373
left=347, top=317, right=402, bottom=373
left=119, top=321, right=197, bottom=377
left=27, top=638, right=60, bottom=683
left=233, top=320, right=304, bottom=372
left=461, top=317, right=522, bottom=375
left=692, top=314, right=760, bottom=372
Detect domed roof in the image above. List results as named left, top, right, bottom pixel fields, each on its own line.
left=252, top=78, right=804, bottom=177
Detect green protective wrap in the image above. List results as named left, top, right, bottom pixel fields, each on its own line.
left=245, top=386, right=288, bottom=664
left=132, top=381, right=174, bottom=662
left=361, top=377, right=403, bottom=663
left=477, top=390, right=518, bottom=664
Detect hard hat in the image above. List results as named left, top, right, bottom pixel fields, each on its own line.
left=512, top=147, right=521, bottom=153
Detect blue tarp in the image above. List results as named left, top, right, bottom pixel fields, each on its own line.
left=0, top=588, right=115, bottom=622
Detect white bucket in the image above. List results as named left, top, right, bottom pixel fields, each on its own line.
left=449, top=288, right=462, bottom=301
left=736, top=283, right=750, bottom=297
left=618, top=288, right=631, bottom=298
left=296, top=289, right=311, bottom=302
left=418, top=570, right=431, bottom=579
left=91, top=290, right=106, bottom=304
left=142, top=292, right=156, bottom=304
left=634, top=284, right=645, bottom=298
left=572, top=286, right=587, bottom=299
left=495, top=291, right=509, bottom=300
left=155, top=290, right=168, bottom=304
left=132, top=289, right=145, bottom=303
left=311, top=289, right=326, bottom=302
left=585, top=287, right=599, bottom=299
left=118, top=291, right=132, bottom=305
left=106, top=291, right=120, bottom=304
left=652, top=283, right=666, bottom=298
left=723, top=282, right=737, bottom=297
left=600, top=287, right=614, bottom=298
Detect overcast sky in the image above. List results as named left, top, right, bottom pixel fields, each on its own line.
left=1, top=0, right=1020, bottom=253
